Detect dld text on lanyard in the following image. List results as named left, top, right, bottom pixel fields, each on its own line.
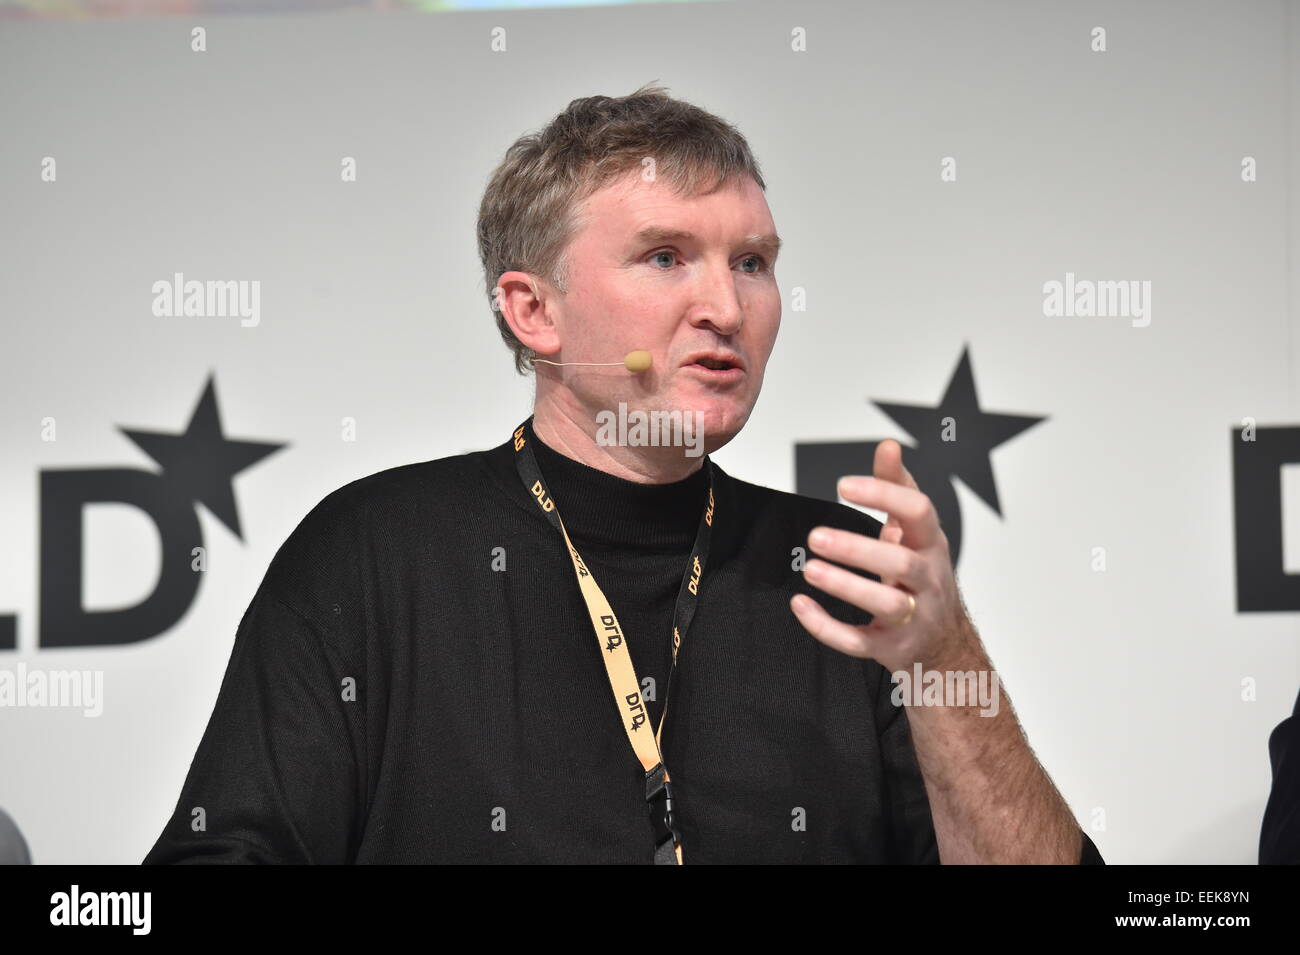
left=512, top=417, right=715, bottom=865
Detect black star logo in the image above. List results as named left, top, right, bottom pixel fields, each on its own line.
left=118, top=374, right=286, bottom=541
left=795, top=344, right=1046, bottom=566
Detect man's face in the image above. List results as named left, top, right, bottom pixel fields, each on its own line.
left=540, top=170, right=782, bottom=454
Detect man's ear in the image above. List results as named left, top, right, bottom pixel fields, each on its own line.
left=497, top=270, right=560, bottom=357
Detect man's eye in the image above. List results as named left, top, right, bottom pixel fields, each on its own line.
left=647, top=251, right=769, bottom=272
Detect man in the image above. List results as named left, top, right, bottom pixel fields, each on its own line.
left=144, top=84, right=1102, bottom=864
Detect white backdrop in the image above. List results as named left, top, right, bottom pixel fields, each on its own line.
left=1, top=0, right=1297, bottom=864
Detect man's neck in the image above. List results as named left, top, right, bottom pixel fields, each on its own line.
left=531, top=397, right=705, bottom=485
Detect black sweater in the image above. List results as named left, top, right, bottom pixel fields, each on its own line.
left=143, top=416, right=1103, bottom=864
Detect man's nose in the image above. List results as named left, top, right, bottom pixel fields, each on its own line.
left=687, top=263, right=745, bottom=334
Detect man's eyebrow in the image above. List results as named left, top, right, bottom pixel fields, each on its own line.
left=631, top=226, right=782, bottom=258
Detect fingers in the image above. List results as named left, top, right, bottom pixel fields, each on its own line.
left=836, top=475, right=943, bottom=552
left=802, top=558, right=918, bottom=624
left=807, top=525, right=923, bottom=588
left=879, top=523, right=904, bottom=588
left=789, top=594, right=876, bottom=658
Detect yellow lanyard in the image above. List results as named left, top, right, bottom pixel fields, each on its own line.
left=511, top=418, right=716, bottom=864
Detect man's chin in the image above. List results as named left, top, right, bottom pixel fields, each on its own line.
left=695, top=404, right=749, bottom=452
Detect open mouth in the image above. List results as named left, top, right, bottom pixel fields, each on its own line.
left=694, top=358, right=735, bottom=370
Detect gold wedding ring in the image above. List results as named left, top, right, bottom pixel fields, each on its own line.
left=896, top=593, right=917, bottom=626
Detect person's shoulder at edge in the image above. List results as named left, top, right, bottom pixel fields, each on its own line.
left=1260, top=686, right=1300, bottom=864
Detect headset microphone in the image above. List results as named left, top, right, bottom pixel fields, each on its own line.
left=529, top=350, right=653, bottom=373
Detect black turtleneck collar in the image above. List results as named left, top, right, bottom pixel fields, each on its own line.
left=524, top=415, right=711, bottom=551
